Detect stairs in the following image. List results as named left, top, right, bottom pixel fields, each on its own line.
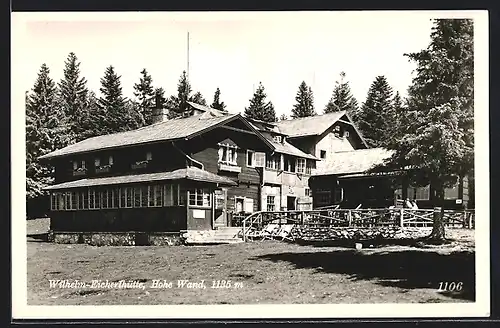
left=184, top=227, right=244, bottom=245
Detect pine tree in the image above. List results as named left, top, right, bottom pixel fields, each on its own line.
left=98, top=65, right=141, bottom=133
left=58, top=52, right=89, bottom=143
left=244, top=82, right=277, bottom=122
left=279, top=113, right=288, bottom=121
left=211, top=87, right=227, bottom=111
left=26, top=64, right=61, bottom=213
left=324, top=72, right=359, bottom=118
left=357, top=75, right=395, bottom=147
left=291, top=81, right=316, bottom=118
left=384, top=19, right=474, bottom=241
left=133, top=68, right=155, bottom=125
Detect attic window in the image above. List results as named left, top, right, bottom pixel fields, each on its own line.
left=273, top=135, right=282, bottom=143
left=320, top=150, right=327, bottom=159
left=218, top=144, right=238, bottom=165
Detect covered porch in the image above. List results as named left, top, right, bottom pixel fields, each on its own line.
left=44, top=167, right=237, bottom=237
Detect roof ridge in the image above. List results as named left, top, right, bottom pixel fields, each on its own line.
left=277, top=111, right=346, bottom=124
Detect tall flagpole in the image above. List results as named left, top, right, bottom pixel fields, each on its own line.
left=187, top=32, right=190, bottom=80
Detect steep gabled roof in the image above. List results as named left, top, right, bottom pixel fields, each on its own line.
left=43, top=167, right=237, bottom=190
left=39, top=113, right=243, bottom=160
left=312, top=148, right=395, bottom=176
left=276, top=111, right=347, bottom=138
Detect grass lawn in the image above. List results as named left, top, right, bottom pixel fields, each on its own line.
left=27, top=218, right=475, bottom=305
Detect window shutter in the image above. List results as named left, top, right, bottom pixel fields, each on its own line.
left=254, top=152, right=265, bottom=167
left=218, top=147, right=223, bottom=162
left=244, top=198, right=254, bottom=213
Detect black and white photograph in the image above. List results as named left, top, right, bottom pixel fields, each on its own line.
left=12, top=10, right=489, bottom=319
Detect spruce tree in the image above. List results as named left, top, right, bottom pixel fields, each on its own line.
left=98, top=65, right=141, bottom=133
left=76, top=91, right=108, bottom=141
left=26, top=64, right=61, bottom=211
left=58, top=52, right=89, bottom=143
left=167, top=71, right=207, bottom=117
left=133, top=68, right=155, bottom=125
left=244, top=82, right=277, bottom=122
left=191, top=91, right=207, bottom=106
left=324, top=72, right=359, bottom=118
left=384, top=19, right=474, bottom=241
left=211, top=87, right=227, bottom=111
left=357, top=75, right=395, bottom=147
left=291, top=81, right=316, bottom=118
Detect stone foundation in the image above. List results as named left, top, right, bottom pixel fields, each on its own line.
left=148, top=233, right=184, bottom=246
left=51, top=231, right=182, bottom=246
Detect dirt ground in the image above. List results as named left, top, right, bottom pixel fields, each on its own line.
left=26, top=218, right=475, bottom=305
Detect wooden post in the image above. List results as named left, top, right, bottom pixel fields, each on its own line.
left=400, top=208, right=404, bottom=227
left=300, top=211, right=304, bottom=225
left=348, top=210, right=352, bottom=227
left=242, top=215, right=246, bottom=242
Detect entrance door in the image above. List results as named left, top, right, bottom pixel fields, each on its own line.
left=214, top=189, right=227, bottom=228
left=287, top=196, right=296, bottom=211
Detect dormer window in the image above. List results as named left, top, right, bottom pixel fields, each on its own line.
left=273, top=135, right=282, bottom=143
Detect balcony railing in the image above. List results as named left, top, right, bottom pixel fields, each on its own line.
left=218, top=163, right=241, bottom=173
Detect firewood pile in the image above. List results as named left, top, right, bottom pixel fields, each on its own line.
left=290, top=226, right=430, bottom=241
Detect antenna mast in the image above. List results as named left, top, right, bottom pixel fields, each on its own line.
left=187, top=31, right=190, bottom=80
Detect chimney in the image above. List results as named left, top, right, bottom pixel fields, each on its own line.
left=151, top=93, right=165, bottom=124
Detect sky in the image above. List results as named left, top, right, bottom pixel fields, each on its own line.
left=12, top=11, right=439, bottom=117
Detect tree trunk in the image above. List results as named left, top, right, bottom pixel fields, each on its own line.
left=429, top=180, right=446, bottom=241
left=429, top=207, right=445, bottom=241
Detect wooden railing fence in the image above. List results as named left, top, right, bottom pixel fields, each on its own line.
left=240, top=208, right=475, bottom=241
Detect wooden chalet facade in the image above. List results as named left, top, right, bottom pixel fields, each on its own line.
left=40, top=102, right=318, bottom=238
